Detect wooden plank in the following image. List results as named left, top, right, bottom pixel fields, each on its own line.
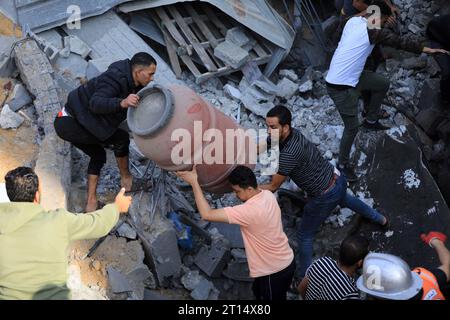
left=168, top=6, right=218, bottom=72
left=155, top=7, right=192, bottom=56
left=185, top=3, right=219, bottom=48
left=160, top=25, right=182, bottom=78
left=196, top=55, right=272, bottom=84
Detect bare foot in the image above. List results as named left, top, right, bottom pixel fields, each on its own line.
left=121, top=174, right=133, bottom=192
left=85, top=198, right=98, bottom=213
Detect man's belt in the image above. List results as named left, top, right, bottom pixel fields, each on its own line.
left=326, top=82, right=353, bottom=91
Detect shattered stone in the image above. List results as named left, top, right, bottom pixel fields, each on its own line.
left=8, top=83, right=32, bottom=112
left=427, top=56, right=441, bottom=77
left=223, top=260, right=252, bottom=282
left=299, top=80, right=313, bottom=93
left=86, top=58, right=110, bottom=80
left=279, top=69, right=299, bottom=82
left=223, top=84, right=242, bottom=101
left=230, top=248, right=247, bottom=261
left=209, top=223, right=244, bottom=248
left=54, top=53, right=88, bottom=80
left=401, top=56, right=427, bottom=70
left=0, top=104, right=24, bottom=129
left=240, top=91, right=274, bottom=118
left=107, top=266, right=133, bottom=294
left=408, top=23, right=421, bottom=34
left=253, top=77, right=279, bottom=96
left=214, top=41, right=249, bottom=69
left=181, top=269, right=202, bottom=291
left=194, top=239, right=231, bottom=278
left=190, top=278, right=214, bottom=300
left=116, top=222, right=137, bottom=240
left=324, top=150, right=333, bottom=160
left=276, top=77, right=298, bottom=99
left=64, top=35, right=92, bottom=59
left=385, top=59, right=401, bottom=72
left=225, top=27, right=252, bottom=48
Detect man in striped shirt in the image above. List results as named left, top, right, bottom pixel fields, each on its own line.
left=260, top=105, right=387, bottom=284
left=298, top=235, right=369, bottom=300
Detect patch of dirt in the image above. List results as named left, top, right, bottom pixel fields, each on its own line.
left=0, top=12, right=21, bottom=37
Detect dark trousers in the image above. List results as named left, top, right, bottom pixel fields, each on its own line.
left=252, top=259, right=295, bottom=301
left=54, top=116, right=130, bottom=175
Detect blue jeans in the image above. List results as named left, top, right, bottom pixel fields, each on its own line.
left=296, top=174, right=385, bottom=278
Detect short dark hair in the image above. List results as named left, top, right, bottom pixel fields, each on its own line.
left=267, top=105, right=292, bottom=128
left=369, top=0, right=392, bottom=17
left=339, top=235, right=370, bottom=267
left=228, top=166, right=258, bottom=189
left=131, top=52, right=157, bottom=69
left=5, top=167, right=39, bottom=202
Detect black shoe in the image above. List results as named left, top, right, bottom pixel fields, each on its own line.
left=338, top=164, right=358, bottom=182
left=362, top=120, right=390, bottom=131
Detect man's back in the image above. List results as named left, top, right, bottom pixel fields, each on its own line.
left=0, top=203, right=119, bottom=300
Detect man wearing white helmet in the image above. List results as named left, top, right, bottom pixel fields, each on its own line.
left=357, top=231, right=449, bottom=300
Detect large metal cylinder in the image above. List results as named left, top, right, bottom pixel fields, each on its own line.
left=127, top=85, right=256, bottom=194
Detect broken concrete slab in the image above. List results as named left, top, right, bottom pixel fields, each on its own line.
left=54, top=53, right=88, bottom=80
left=63, top=11, right=180, bottom=86
left=14, top=39, right=71, bottom=210
left=181, top=269, right=202, bottom=291
left=107, top=266, right=133, bottom=294
left=279, top=69, right=298, bottom=82
left=401, top=56, right=427, bottom=70
left=417, top=78, right=442, bottom=111
left=0, top=104, right=24, bottom=129
left=129, top=11, right=165, bottom=46
left=116, top=222, right=137, bottom=240
left=299, top=79, right=313, bottom=93
left=8, top=83, right=32, bottom=112
left=194, top=239, right=231, bottom=278
left=214, top=41, right=250, bottom=69
left=276, top=77, right=298, bottom=99
left=223, top=84, right=242, bottom=101
left=209, top=222, right=244, bottom=248
left=240, top=92, right=275, bottom=118
left=64, top=35, right=92, bottom=59
left=226, top=27, right=252, bottom=48
left=223, top=260, right=252, bottom=282
left=191, top=278, right=214, bottom=300
left=37, top=29, right=64, bottom=50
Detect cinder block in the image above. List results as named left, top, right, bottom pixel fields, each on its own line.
left=214, top=41, right=249, bottom=69
left=194, top=240, right=231, bottom=278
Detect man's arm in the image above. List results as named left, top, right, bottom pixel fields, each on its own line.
left=191, top=180, right=229, bottom=223
left=260, top=174, right=287, bottom=193
left=298, top=276, right=309, bottom=299
left=430, top=239, right=450, bottom=282
left=352, top=0, right=368, bottom=12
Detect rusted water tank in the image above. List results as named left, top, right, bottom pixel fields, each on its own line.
left=127, top=85, right=256, bottom=194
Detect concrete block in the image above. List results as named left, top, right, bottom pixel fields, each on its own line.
left=214, top=41, right=250, bottom=69
left=299, top=80, right=313, bottom=93
left=0, top=104, right=24, bottom=129
left=107, top=266, right=133, bottom=294
left=181, top=270, right=202, bottom=291
left=276, top=77, right=298, bottom=99
left=86, top=58, right=110, bottom=80
left=279, top=69, right=298, bottom=82
left=240, top=91, right=275, bottom=117
left=54, top=53, right=88, bottom=80
left=194, top=240, right=231, bottom=278
left=223, top=260, right=252, bottom=282
left=209, top=223, right=244, bottom=248
left=117, top=222, right=137, bottom=240
left=191, top=278, right=214, bottom=300
left=64, top=35, right=91, bottom=59
left=226, top=27, right=252, bottom=47
left=8, top=83, right=32, bottom=112
left=417, top=78, right=441, bottom=111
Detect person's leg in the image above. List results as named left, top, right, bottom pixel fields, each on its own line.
left=268, top=260, right=296, bottom=300
left=104, top=129, right=132, bottom=191
left=327, top=87, right=360, bottom=181
left=252, top=276, right=270, bottom=300
left=54, top=116, right=107, bottom=212
left=356, top=71, right=390, bottom=123
left=340, top=182, right=386, bottom=226
left=296, top=182, right=344, bottom=278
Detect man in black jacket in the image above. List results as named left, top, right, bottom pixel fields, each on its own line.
left=54, top=52, right=157, bottom=212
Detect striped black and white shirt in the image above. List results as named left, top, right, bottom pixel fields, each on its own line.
left=304, top=257, right=360, bottom=300
left=278, top=129, right=334, bottom=197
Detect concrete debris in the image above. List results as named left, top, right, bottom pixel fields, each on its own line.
left=107, top=266, right=133, bottom=294
left=116, top=222, right=137, bottom=240
left=64, top=35, right=92, bottom=59
left=214, top=41, right=250, bottom=69
left=0, top=104, right=24, bottom=129
left=226, top=27, right=252, bottom=48
left=401, top=56, right=427, bottom=70
left=180, top=269, right=202, bottom=291
left=8, top=83, right=32, bottom=112
left=223, top=84, right=242, bottom=101
left=54, top=53, right=88, bottom=80
left=276, top=77, right=298, bottom=100
left=86, top=59, right=110, bottom=80
left=190, top=278, right=216, bottom=300
left=299, top=79, right=313, bottom=93
left=408, top=23, right=421, bottom=34
left=194, top=238, right=231, bottom=278
left=209, top=223, right=244, bottom=248
left=279, top=69, right=299, bottom=82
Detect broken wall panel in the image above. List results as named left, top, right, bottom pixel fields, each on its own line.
left=15, top=0, right=133, bottom=33
left=61, top=11, right=181, bottom=86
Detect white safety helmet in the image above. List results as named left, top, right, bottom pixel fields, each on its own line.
left=356, top=253, right=423, bottom=300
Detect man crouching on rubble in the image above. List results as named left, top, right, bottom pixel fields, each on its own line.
left=0, top=167, right=132, bottom=300
left=176, top=165, right=295, bottom=300
left=54, top=52, right=157, bottom=212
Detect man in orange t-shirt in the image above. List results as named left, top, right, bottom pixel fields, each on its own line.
left=176, top=165, right=295, bottom=300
